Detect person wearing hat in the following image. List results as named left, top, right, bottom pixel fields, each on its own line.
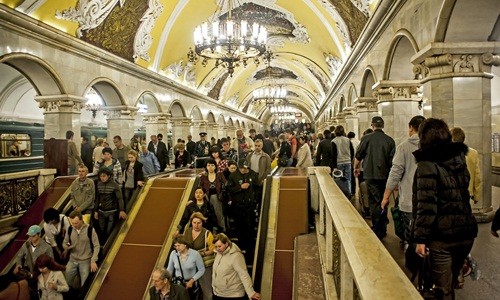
left=15, top=224, right=54, bottom=277
left=195, top=132, right=211, bottom=168
left=226, top=159, right=259, bottom=264
left=353, top=116, right=396, bottom=239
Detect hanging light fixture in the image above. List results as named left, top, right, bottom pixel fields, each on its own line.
left=187, top=0, right=268, bottom=76
left=85, top=88, right=102, bottom=119
left=252, top=50, right=288, bottom=106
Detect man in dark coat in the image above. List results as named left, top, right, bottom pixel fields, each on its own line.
left=194, top=132, right=210, bottom=168
left=148, top=134, right=169, bottom=172
left=315, top=129, right=334, bottom=169
left=354, top=116, right=395, bottom=239
left=226, top=159, right=259, bottom=263
left=185, top=134, right=196, bottom=159
left=80, top=136, right=94, bottom=173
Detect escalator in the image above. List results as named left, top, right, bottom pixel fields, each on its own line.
left=256, top=167, right=310, bottom=299
left=85, top=169, right=198, bottom=299
left=0, top=176, right=75, bottom=273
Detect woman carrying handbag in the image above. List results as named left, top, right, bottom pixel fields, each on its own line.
left=167, top=235, right=205, bottom=300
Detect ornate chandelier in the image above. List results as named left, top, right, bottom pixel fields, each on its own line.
left=252, top=50, right=288, bottom=106
left=187, top=0, right=268, bottom=76
left=252, top=85, right=287, bottom=106
left=85, top=88, right=102, bottom=119
left=270, top=105, right=294, bottom=114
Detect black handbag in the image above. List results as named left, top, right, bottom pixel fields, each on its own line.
left=175, top=254, right=200, bottom=297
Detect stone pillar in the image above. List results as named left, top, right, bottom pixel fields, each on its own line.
left=191, top=120, right=207, bottom=137
left=412, top=43, right=500, bottom=221
left=143, top=113, right=170, bottom=144
left=206, top=122, right=218, bottom=141
left=335, top=112, right=347, bottom=132
left=102, top=106, right=138, bottom=143
left=354, top=97, right=378, bottom=137
left=218, top=125, right=227, bottom=140
left=35, top=94, right=84, bottom=149
left=227, top=126, right=237, bottom=139
left=373, top=80, right=422, bottom=146
left=170, top=117, right=192, bottom=145
left=344, top=107, right=358, bottom=136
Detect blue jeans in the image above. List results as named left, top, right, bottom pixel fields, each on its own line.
left=337, top=163, right=352, bottom=194
left=66, top=259, right=90, bottom=288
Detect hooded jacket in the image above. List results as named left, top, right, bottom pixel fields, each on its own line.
left=212, top=243, right=256, bottom=298
left=411, top=142, right=478, bottom=244
left=385, top=134, right=419, bottom=213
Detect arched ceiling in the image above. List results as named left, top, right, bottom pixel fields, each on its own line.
left=2, top=0, right=380, bottom=123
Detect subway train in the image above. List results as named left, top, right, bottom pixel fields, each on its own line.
left=0, top=121, right=145, bottom=174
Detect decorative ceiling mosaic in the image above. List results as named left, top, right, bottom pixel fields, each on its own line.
left=56, top=0, right=163, bottom=62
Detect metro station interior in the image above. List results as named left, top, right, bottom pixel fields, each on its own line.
left=0, top=0, right=499, bottom=299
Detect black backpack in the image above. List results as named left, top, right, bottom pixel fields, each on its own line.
left=67, top=224, right=95, bottom=251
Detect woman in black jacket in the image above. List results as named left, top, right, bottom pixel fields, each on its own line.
left=123, top=150, right=145, bottom=207
left=412, top=118, right=477, bottom=299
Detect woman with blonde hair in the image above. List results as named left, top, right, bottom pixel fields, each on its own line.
left=123, top=150, right=144, bottom=206
left=212, top=233, right=260, bottom=300
left=184, top=212, right=215, bottom=300
left=92, top=138, right=105, bottom=164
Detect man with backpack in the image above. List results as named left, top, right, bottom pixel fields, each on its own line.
left=43, top=208, right=71, bottom=264
left=63, top=211, right=100, bottom=289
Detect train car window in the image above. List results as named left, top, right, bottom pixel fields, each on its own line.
left=0, top=134, right=32, bottom=158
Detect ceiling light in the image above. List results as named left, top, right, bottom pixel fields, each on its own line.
left=187, top=0, right=268, bottom=77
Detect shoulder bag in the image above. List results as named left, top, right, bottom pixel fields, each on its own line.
left=201, top=230, right=215, bottom=268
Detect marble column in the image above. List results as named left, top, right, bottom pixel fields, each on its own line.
left=412, top=43, right=500, bottom=221
left=218, top=125, right=227, bottom=140
left=373, top=80, right=422, bottom=146
left=343, top=107, right=358, bottom=136
left=170, top=117, right=192, bottom=145
left=227, top=126, right=237, bottom=139
left=143, top=113, right=170, bottom=143
left=191, top=121, right=207, bottom=137
left=336, top=113, right=347, bottom=135
left=35, top=94, right=84, bottom=149
left=102, top=106, right=138, bottom=143
left=206, top=122, right=218, bottom=141
left=354, top=97, right=378, bottom=137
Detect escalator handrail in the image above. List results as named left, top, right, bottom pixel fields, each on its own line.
left=252, top=166, right=280, bottom=289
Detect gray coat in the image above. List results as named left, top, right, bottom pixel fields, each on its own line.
left=385, top=134, right=419, bottom=213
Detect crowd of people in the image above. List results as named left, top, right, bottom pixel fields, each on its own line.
left=3, top=119, right=499, bottom=300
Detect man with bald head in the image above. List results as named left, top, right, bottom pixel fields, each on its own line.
left=231, top=129, right=254, bottom=162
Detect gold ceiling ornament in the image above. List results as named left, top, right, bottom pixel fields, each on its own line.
left=187, top=0, right=268, bottom=77
left=252, top=50, right=288, bottom=107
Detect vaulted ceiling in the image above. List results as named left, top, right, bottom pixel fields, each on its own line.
left=3, top=0, right=379, bottom=123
